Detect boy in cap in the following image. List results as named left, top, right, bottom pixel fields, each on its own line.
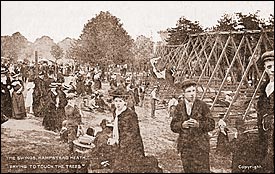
left=170, top=79, right=215, bottom=173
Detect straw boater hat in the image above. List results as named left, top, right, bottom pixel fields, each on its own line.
left=49, top=82, right=59, bottom=88
left=11, top=80, right=22, bottom=91
left=11, top=71, right=20, bottom=78
left=38, top=71, right=44, bottom=76
left=62, top=84, right=71, bottom=90
left=66, top=92, right=77, bottom=99
left=1, top=67, right=8, bottom=74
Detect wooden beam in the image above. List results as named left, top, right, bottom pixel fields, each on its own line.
left=242, top=71, right=266, bottom=120
left=197, top=35, right=219, bottom=84
left=200, top=35, right=231, bottom=100
left=189, top=29, right=274, bottom=37
left=223, top=34, right=263, bottom=120
left=209, top=35, right=245, bottom=111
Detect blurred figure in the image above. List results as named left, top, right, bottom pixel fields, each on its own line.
left=150, top=85, right=160, bottom=118
left=1, top=67, right=13, bottom=118
left=11, top=72, right=26, bottom=119
left=167, top=94, right=178, bottom=118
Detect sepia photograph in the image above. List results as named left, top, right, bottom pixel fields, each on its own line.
left=1, top=1, right=274, bottom=173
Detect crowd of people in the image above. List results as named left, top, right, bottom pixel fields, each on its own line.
left=1, top=50, right=274, bottom=173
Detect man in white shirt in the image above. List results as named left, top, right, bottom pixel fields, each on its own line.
left=170, top=79, right=215, bottom=173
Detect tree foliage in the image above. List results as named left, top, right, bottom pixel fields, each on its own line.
left=132, top=35, right=154, bottom=70
left=166, top=16, right=204, bottom=45
left=235, top=11, right=262, bottom=30
left=213, top=11, right=274, bottom=31
left=213, top=14, right=238, bottom=31
left=131, top=35, right=154, bottom=72
left=70, top=11, right=134, bottom=66
left=1, top=32, right=28, bottom=61
left=50, top=44, right=64, bottom=61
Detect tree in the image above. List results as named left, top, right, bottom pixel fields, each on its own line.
left=166, top=16, right=204, bottom=45
left=235, top=11, right=262, bottom=30
left=132, top=35, right=154, bottom=71
left=262, top=14, right=274, bottom=30
left=50, top=44, right=64, bottom=75
left=1, top=32, right=28, bottom=62
left=50, top=44, right=64, bottom=61
left=213, top=13, right=238, bottom=31
left=71, top=11, right=134, bottom=66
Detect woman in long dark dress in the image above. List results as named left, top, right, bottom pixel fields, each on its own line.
left=56, top=85, right=68, bottom=131
left=1, top=67, right=13, bottom=118
left=108, top=89, right=145, bottom=173
left=42, top=83, right=58, bottom=131
left=10, top=72, right=26, bottom=119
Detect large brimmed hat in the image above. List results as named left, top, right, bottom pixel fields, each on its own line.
left=261, top=50, right=274, bottom=62
left=62, top=84, right=71, bottom=90
left=49, top=82, right=59, bottom=88
left=38, top=71, right=44, bottom=75
left=11, top=71, right=20, bottom=78
left=11, top=80, right=22, bottom=91
left=109, top=88, right=129, bottom=99
left=73, top=139, right=95, bottom=150
left=106, top=122, right=114, bottom=128
left=66, top=92, right=77, bottom=99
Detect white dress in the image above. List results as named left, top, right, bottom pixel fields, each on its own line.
left=25, top=82, right=35, bottom=108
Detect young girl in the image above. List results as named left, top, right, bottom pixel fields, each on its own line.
left=108, top=89, right=145, bottom=172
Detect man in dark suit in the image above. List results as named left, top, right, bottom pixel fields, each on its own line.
left=170, top=79, right=215, bottom=173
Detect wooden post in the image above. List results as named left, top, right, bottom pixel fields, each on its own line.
left=35, top=51, right=38, bottom=78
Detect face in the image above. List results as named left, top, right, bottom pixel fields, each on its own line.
left=264, top=60, right=274, bottom=79
left=183, top=85, right=197, bottom=102
left=50, top=87, right=56, bottom=92
left=113, top=97, right=126, bottom=111
left=39, top=74, right=44, bottom=79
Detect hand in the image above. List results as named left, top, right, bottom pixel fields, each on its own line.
left=16, top=90, right=22, bottom=94
left=234, top=132, right=238, bottom=138
left=187, top=118, right=199, bottom=128
left=107, top=138, right=116, bottom=146
left=181, top=120, right=190, bottom=129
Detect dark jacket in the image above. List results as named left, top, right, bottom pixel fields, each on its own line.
left=257, top=80, right=274, bottom=172
left=170, top=99, right=215, bottom=153
left=11, top=79, right=26, bottom=119
left=1, top=77, right=12, bottom=118
left=113, top=108, right=145, bottom=172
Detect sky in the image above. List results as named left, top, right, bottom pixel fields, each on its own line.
left=1, top=1, right=274, bottom=43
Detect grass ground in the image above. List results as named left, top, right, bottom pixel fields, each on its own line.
left=1, top=82, right=232, bottom=173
